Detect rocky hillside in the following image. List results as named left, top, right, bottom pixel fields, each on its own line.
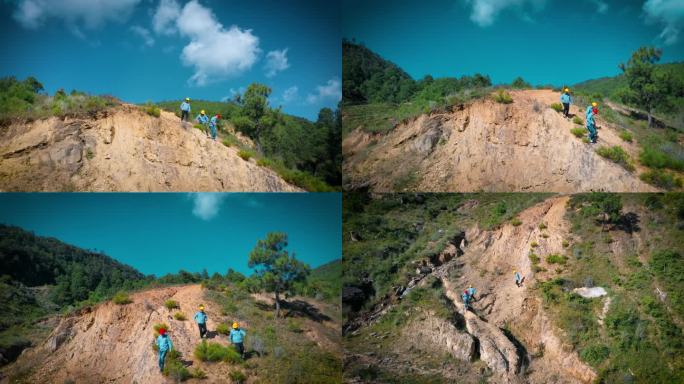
left=343, top=90, right=661, bottom=192
left=0, top=105, right=300, bottom=192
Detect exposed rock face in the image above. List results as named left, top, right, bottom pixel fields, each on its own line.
left=405, top=313, right=476, bottom=362
left=343, top=89, right=658, bottom=192
left=464, top=312, right=518, bottom=374
left=0, top=105, right=300, bottom=191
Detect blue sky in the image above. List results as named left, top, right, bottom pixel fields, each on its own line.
left=343, top=0, right=684, bottom=86
left=0, top=193, right=341, bottom=277
left=0, top=0, right=340, bottom=120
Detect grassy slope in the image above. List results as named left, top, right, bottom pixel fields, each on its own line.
left=306, top=260, right=342, bottom=303
left=537, top=194, right=684, bottom=383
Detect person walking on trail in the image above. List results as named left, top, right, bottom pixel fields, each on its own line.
left=586, top=102, right=599, bottom=144
left=180, top=98, right=191, bottom=122
left=461, top=291, right=471, bottom=311
left=196, top=110, right=209, bottom=137
left=229, top=322, right=247, bottom=359
left=514, top=270, right=523, bottom=287
left=467, top=286, right=477, bottom=301
left=194, top=305, right=208, bottom=339
left=560, top=88, right=572, bottom=118
left=156, top=328, right=174, bottom=373
left=209, top=114, right=221, bottom=141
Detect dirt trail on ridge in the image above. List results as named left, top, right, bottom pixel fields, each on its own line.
left=0, top=105, right=300, bottom=191
left=343, top=89, right=657, bottom=192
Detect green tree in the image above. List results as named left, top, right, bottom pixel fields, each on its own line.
left=511, top=76, right=531, bottom=89
left=247, top=232, right=310, bottom=318
left=619, top=47, right=676, bottom=127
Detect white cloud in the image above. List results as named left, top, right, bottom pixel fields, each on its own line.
left=306, top=78, right=341, bottom=105
left=643, top=0, right=684, bottom=45
left=264, top=48, right=290, bottom=78
left=130, top=25, right=155, bottom=47
left=588, top=0, right=608, bottom=13
left=462, top=0, right=549, bottom=27
left=13, top=0, right=140, bottom=31
left=190, top=193, right=225, bottom=221
left=152, top=0, right=180, bottom=35
left=176, top=1, right=261, bottom=86
left=282, top=86, right=299, bottom=103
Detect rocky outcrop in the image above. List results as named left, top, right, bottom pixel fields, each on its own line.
left=405, top=313, right=476, bottom=362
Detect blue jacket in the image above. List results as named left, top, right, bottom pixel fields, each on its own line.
left=461, top=293, right=469, bottom=303
left=196, top=114, right=209, bottom=124
left=586, top=106, right=595, bottom=127
left=194, top=311, right=207, bottom=324
left=209, top=116, right=218, bottom=127
left=467, top=287, right=476, bottom=297
left=180, top=102, right=191, bottom=112
left=560, top=93, right=571, bottom=104
left=514, top=272, right=522, bottom=281
left=229, top=328, right=246, bottom=343
left=157, top=335, right=173, bottom=352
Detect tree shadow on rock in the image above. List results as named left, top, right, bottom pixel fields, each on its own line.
left=616, top=212, right=640, bottom=234
left=281, top=300, right=332, bottom=323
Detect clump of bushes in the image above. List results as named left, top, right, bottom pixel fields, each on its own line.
left=228, top=370, right=247, bottom=384
left=572, top=116, right=583, bottom=125
left=511, top=218, right=522, bottom=226
left=163, top=349, right=190, bottom=381
left=164, top=300, right=179, bottom=310
left=194, top=340, right=242, bottom=363
left=550, top=103, right=563, bottom=112
left=492, top=89, right=513, bottom=104
left=237, top=150, right=253, bottom=161
left=579, top=344, right=610, bottom=366
left=570, top=127, right=585, bottom=138
left=112, top=291, right=132, bottom=305
left=546, top=254, right=568, bottom=265
left=639, top=145, right=684, bottom=171
left=190, top=367, right=207, bottom=379
left=619, top=130, right=633, bottom=142
left=216, top=323, right=230, bottom=335
left=640, top=169, right=682, bottom=190
left=530, top=242, right=539, bottom=248
left=596, top=146, right=635, bottom=172
left=143, top=102, right=160, bottom=118
left=174, top=312, right=187, bottom=321
left=538, top=222, right=547, bottom=230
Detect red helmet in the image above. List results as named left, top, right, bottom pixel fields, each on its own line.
left=216, top=114, right=221, bottom=119
left=158, top=328, right=166, bottom=335
left=592, top=107, right=599, bottom=115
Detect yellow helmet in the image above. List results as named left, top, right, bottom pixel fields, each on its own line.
left=564, top=88, right=569, bottom=92
left=198, top=304, right=204, bottom=310
left=591, top=102, right=598, bottom=107
left=185, top=97, right=190, bottom=101
left=232, top=322, right=239, bottom=329
left=200, top=110, right=205, bottom=114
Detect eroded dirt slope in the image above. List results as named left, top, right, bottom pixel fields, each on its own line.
left=343, top=90, right=657, bottom=192
left=1, top=284, right=337, bottom=384
left=0, top=105, right=300, bottom=191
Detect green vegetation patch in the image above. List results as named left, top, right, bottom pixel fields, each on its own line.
left=493, top=89, right=513, bottom=104
left=640, top=169, right=682, bottom=190
left=112, top=291, right=132, bottom=305
left=570, top=127, right=585, bottom=138
left=596, top=146, right=635, bottom=172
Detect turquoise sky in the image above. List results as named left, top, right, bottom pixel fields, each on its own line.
left=0, top=193, right=341, bottom=277
left=343, top=0, right=684, bottom=85
left=0, top=0, right=340, bottom=120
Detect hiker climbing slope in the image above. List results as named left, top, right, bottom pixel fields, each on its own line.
left=229, top=322, right=247, bottom=358
left=196, top=110, right=209, bottom=137
left=560, top=88, right=572, bottom=118
left=209, top=114, right=221, bottom=141
left=180, top=98, right=191, bottom=122
left=514, top=270, right=523, bottom=287
left=156, top=328, right=174, bottom=373
left=194, top=304, right=208, bottom=339
left=586, top=102, right=599, bottom=144
left=461, top=290, right=471, bottom=311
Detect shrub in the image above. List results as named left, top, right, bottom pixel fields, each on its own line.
left=572, top=116, right=583, bottom=125
left=546, top=254, right=567, bottom=265
left=530, top=242, right=539, bottom=248
left=511, top=218, right=522, bottom=226
left=144, top=102, right=160, bottom=118
left=112, top=291, right=132, bottom=305
left=164, top=300, right=179, bottom=311
left=550, top=103, right=563, bottom=112
left=174, top=312, right=187, bottom=321
left=640, top=170, right=683, bottom=190
left=562, top=240, right=570, bottom=248
left=237, top=150, right=253, bottom=161
left=639, top=146, right=684, bottom=171
left=216, top=323, right=230, bottom=335
left=580, top=344, right=609, bottom=366
left=596, top=146, right=635, bottom=172
left=228, top=370, right=247, bottom=384
left=287, top=318, right=303, bottom=333
left=581, top=137, right=590, bottom=143
left=570, top=127, right=585, bottom=138
left=190, top=367, right=207, bottom=379
left=492, top=89, right=513, bottom=104
left=194, top=341, right=242, bottom=363
left=163, top=350, right=190, bottom=381
left=85, top=148, right=94, bottom=160
left=619, top=130, right=633, bottom=142
left=541, top=233, right=549, bottom=238
left=529, top=253, right=540, bottom=264
left=538, top=222, right=547, bottom=230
